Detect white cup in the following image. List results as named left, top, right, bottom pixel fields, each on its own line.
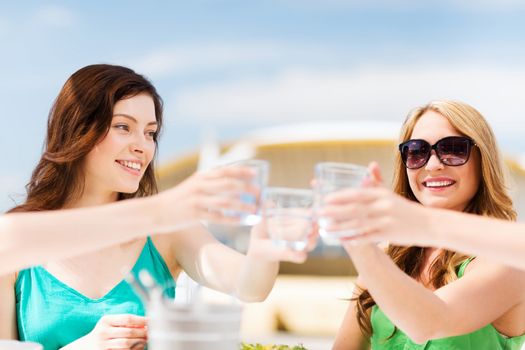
left=263, top=187, right=314, bottom=251
left=0, top=341, right=43, bottom=350
left=221, top=159, right=269, bottom=226
left=315, top=162, right=368, bottom=245
left=148, top=303, right=242, bottom=350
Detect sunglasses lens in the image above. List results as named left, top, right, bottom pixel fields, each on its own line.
left=436, top=138, right=470, bottom=166
left=400, top=137, right=473, bottom=169
left=401, top=140, right=430, bottom=169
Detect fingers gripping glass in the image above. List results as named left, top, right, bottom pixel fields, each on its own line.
left=399, top=136, right=476, bottom=170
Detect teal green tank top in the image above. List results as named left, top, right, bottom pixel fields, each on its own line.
left=16, top=237, right=175, bottom=350
left=370, top=258, right=525, bottom=350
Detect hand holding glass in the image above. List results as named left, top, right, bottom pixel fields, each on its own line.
left=220, top=159, right=269, bottom=226
left=315, top=162, right=368, bottom=245
left=263, top=187, right=314, bottom=251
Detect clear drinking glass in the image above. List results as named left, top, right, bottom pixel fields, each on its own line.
left=315, top=162, right=368, bottom=245
left=221, top=159, right=269, bottom=226
left=263, top=187, right=314, bottom=251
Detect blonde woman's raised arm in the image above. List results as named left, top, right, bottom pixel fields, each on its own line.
left=322, top=186, right=525, bottom=271
left=343, top=242, right=525, bottom=343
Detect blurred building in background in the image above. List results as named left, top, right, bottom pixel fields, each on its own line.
left=157, top=121, right=525, bottom=340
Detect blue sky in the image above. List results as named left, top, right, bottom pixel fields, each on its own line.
left=2, top=1, right=525, bottom=211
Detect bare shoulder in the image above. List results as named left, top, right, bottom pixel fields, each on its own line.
left=0, top=271, right=17, bottom=284
left=464, top=257, right=525, bottom=275
left=464, top=257, right=525, bottom=288
left=0, top=271, right=17, bottom=338
left=467, top=259, right=525, bottom=336
left=0, top=271, right=17, bottom=292
left=150, top=234, right=181, bottom=277
left=150, top=234, right=172, bottom=256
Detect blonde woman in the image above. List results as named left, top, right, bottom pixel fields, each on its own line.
left=325, top=101, right=525, bottom=349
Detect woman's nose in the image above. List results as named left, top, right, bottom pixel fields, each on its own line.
left=130, top=135, right=147, bottom=154
left=425, top=150, right=444, bottom=171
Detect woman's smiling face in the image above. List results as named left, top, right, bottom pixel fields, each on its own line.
left=83, top=93, right=158, bottom=197
left=407, top=110, right=480, bottom=211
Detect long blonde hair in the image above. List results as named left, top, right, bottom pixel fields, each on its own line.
left=355, top=100, right=516, bottom=337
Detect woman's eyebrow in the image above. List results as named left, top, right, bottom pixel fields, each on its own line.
left=113, top=113, right=158, bottom=126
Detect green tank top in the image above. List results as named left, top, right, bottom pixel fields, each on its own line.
left=370, top=258, right=525, bottom=350
left=16, top=237, right=175, bottom=350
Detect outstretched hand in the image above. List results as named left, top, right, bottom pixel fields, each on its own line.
left=246, top=220, right=318, bottom=264
left=318, top=162, right=431, bottom=246
left=156, top=166, right=260, bottom=230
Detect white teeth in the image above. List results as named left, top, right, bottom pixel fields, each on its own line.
left=118, top=160, right=141, bottom=171
left=425, top=181, right=453, bottom=188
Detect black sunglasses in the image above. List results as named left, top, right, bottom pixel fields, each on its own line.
left=399, top=136, right=476, bottom=170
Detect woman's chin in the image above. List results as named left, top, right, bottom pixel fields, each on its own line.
left=115, top=185, right=140, bottom=195
left=418, top=197, right=455, bottom=210
left=425, top=201, right=464, bottom=211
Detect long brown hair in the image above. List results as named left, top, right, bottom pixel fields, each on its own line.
left=355, top=100, right=515, bottom=337
left=10, top=64, right=163, bottom=213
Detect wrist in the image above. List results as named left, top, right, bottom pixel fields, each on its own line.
left=153, top=190, right=172, bottom=232
left=343, top=242, right=382, bottom=277
left=343, top=241, right=377, bottom=257
left=150, top=187, right=198, bottom=233
left=139, top=195, right=166, bottom=234
left=423, top=206, right=443, bottom=247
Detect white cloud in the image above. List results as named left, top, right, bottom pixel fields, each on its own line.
left=34, top=5, right=75, bottom=28
left=131, top=43, right=328, bottom=78
left=170, top=64, right=525, bottom=137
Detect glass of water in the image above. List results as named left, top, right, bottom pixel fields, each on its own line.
left=222, top=159, right=269, bottom=226
left=315, top=162, right=368, bottom=245
left=263, top=187, right=314, bottom=251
